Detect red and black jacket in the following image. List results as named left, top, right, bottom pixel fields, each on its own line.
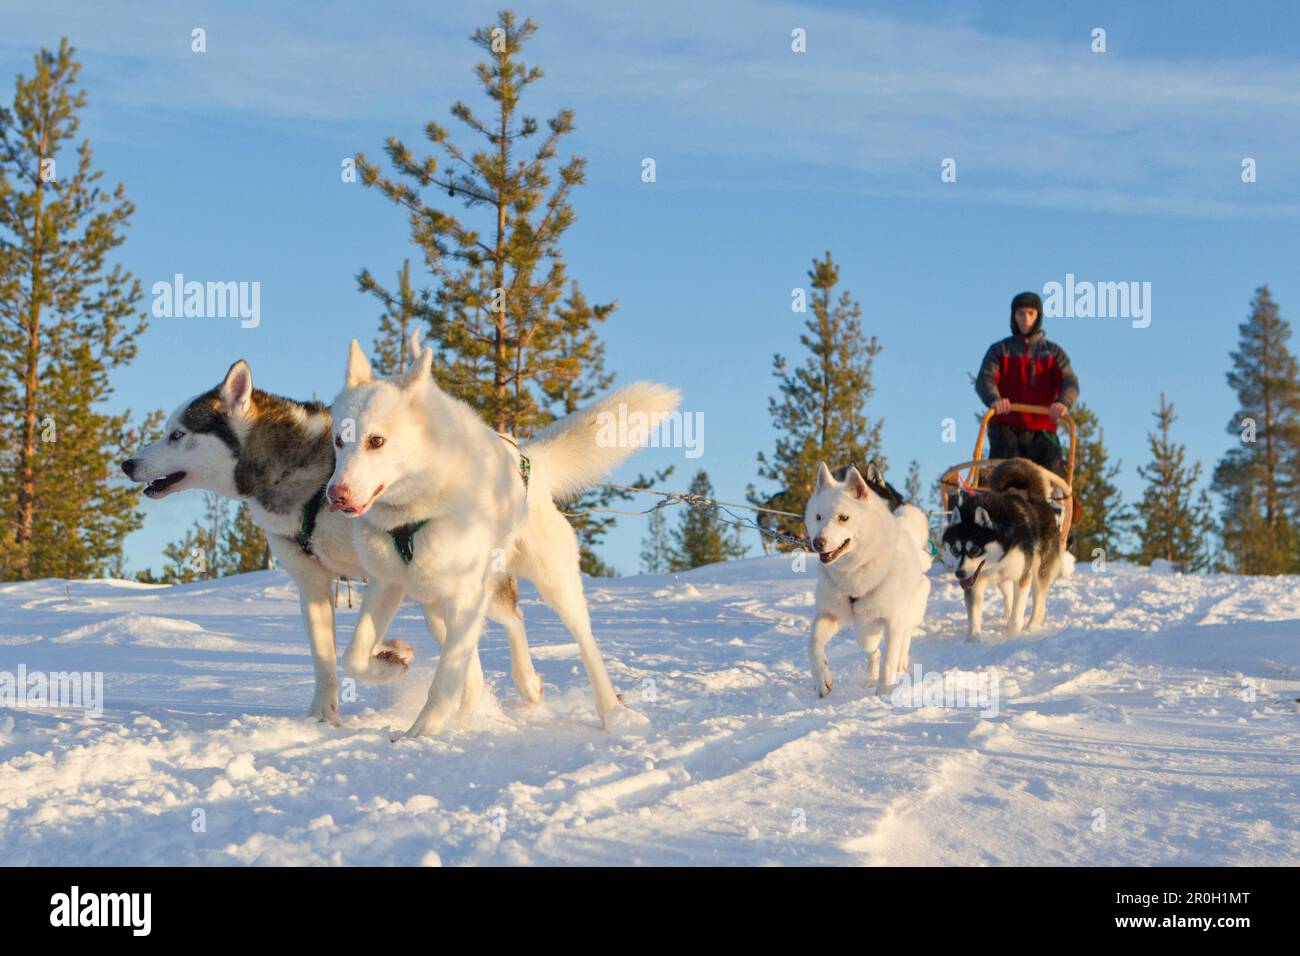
left=975, top=326, right=1079, bottom=432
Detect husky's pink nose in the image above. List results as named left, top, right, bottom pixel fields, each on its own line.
left=328, top=482, right=353, bottom=511
left=812, top=536, right=827, bottom=552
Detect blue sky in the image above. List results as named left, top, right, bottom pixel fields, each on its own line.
left=4, top=0, right=1299, bottom=575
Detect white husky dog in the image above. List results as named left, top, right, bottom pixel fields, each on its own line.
left=327, top=339, right=680, bottom=738
left=804, top=463, right=931, bottom=697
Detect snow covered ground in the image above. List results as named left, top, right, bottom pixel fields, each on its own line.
left=1, top=556, right=1297, bottom=866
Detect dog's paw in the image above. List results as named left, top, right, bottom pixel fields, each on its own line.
left=514, top=670, right=544, bottom=704
left=345, top=641, right=413, bottom=685
left=307, top=688, right=341, bottom=727
left=376, top=638, right=413, bottom=668
left=815, top=662, right=833, bottom=698
left=602, top=703, right=652, bottom=737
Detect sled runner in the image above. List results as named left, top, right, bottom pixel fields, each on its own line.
left=938, top=402, right=1076, bottom=546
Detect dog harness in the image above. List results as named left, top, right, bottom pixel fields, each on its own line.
left=294, top=485, right=329, bottom=557
left=386, top=437, right=532, bottom=566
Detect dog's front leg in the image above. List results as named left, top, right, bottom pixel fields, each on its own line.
left=342, top=581, right=408, bottom=683
left=877, top=619, right=906, bottom=696
left=964, top=582, right=984, bottom=642
left=852, top=617, right=884, bottom=685
left=1008, top=579, right=1029, bottom=634
left=404, top=592, right=490, bottom=738
left=999, top=580, right=1015, bottom=628
left=809, top=612, right=839, bottom=697
left=298, top=568, right=340, bottom=725
left=420, top=601, right=485, bottom=717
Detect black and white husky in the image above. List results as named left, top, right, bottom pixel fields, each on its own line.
left=121, top=359, right=532, bottom=725
left=941, top=458, right=1064, bottom=641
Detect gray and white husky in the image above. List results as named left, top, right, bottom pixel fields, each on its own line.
left=804, top=463, right=932, bottom=697
left=121, top=358, right=533, bottom=725
left=326, top=340, right=681, bottom=738
left=941, top=458, right=1064, bottom=641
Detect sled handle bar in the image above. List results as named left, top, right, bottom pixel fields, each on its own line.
left=971, top=403, right=1076, bottom=490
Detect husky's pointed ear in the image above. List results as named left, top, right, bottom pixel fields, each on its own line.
left=974, top=506, right=994, bottom=529
left=814, top=461, right=835, bottom=492
left=845, top=466, right=871, bottom=500
left=864, top=461, right=883, bottom=485
left=406, top=331, right=422, bottom=370
left=345, top=340, right=373, bottom=389
left=220, top=360, right=253, bottom=415
left=397, top=343, right=433, bottom=390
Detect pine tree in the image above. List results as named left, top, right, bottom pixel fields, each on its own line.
left=160, top=495, right=270, bottom=582
left=355, top=10, right=613, bottom=438
left=1133, top=394, right=1216, bottom=572
left=161, top=494, right=228, bottom=583
left=370, top=259, right=425, bottom=377
left=640, top=505, right=670, bottom=574
left=1212, top=286, right=1300, bottom=574
left=226, top=502, right=271, bottom=574
left=668, top=470, right=748, bottom=570
left=1067, top=402, right=1130, bottom=561
left=750, top=251, right=883, bottom=544
left=0, top=39, right=153, bottom=580
left=905, top=460, right=922, bottom=504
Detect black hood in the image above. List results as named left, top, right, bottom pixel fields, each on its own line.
left=1010, top=291, right=1044, bottom=338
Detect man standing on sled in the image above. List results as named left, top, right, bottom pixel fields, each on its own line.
left=975, top=290, right=1080, bottom=480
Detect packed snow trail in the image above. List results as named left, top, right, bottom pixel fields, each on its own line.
left=0, top=557, right=1296, bottom=865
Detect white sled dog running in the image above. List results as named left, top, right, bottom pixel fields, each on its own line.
left=326, top=339, right=680, bottom=737
left=804, top=463, right=932, bottom=697
left=120, top=353, right=532, bottom=725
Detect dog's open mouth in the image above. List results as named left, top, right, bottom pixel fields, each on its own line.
left=142, top=472, right=187, bottom=498
left=819, top=538, right=850, bottom=564
left=331, top=484, right=385, bottom=516
left=958, top=560, right=985, bottom=591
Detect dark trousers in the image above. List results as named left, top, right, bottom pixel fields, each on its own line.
left=988, top=424, right=1065, bottom=478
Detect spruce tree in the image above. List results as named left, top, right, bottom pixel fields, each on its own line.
left=160, top=495, right=270, bottom=582
left=1133, top=394, right=1216, bottom=572
left=356, top=10, right=613, bottom=438
left=161, top=494, right=229, bottom=584
left=905, top=460, right=922, bottom=504
left=640, top=505, right=670, bottom=574
left=0, top=39, right=153, bottom=580
left=1067, top=402, right=1130, bottom=561
left=668, top=470, right=748, bottom=570
left=750, top=251, right=883, bottom=543
left=226, top=502, right=271, bottom=573
left=370, top=259, right=425, bottom=377
left=1212, top=286, right=1300, bottom=574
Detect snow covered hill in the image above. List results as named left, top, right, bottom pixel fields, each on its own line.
left=1, top=557, right=1297, bottom=866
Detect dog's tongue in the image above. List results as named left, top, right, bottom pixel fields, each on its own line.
left=958, top=562, right=984, bottom=590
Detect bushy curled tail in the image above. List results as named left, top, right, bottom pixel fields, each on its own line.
left=989, top=457, right=1054, bottom=501
left=524, top=382, right=682, bottom=501
left=894, top=503, right=933, bottom=571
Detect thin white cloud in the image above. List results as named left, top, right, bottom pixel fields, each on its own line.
left=3, top=0, right=1296, bottom=217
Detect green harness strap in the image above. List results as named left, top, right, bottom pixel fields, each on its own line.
left=388, top=440, right=530, bottom=566
left=389, top=519, right=429, bottom=566
left=294, top=486, right=328, bottom=557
